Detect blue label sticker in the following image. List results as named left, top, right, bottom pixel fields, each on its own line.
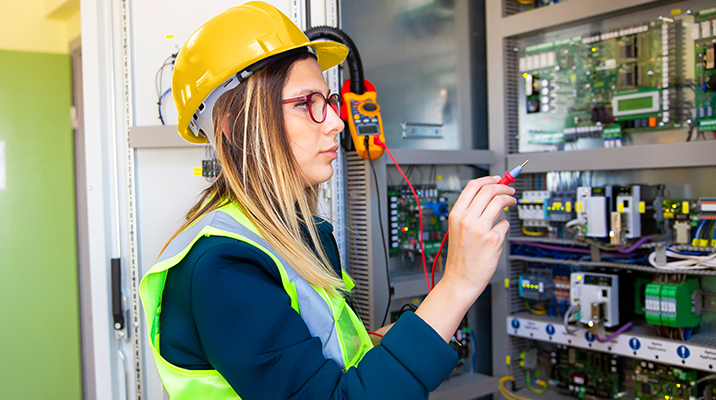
left=511, top=319, right=520, bottom=329
left=585, top=331, right=595, bottom=342
left=629, top=338, right=641, bottom=350
left=546, top=324, right=555, bottom=335
left=677, top=345, right=690, bottom=359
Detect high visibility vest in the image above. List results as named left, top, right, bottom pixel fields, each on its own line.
left=139, top=202, right=373, bottom=399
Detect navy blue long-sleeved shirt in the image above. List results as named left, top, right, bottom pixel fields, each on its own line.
left=160, top=219, right=458, bottom=399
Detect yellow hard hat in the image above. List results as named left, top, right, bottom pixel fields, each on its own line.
left=172, top=1, right=349, bottom=144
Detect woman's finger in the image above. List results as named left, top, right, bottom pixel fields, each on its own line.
left=451, top=177, right=500, bottom=213
left=462, top=184, right=515, bottom=220
left=472, top=194, right=517, bottom=232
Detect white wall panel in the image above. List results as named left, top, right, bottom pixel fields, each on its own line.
left=130, top=0, right=291, bottom=127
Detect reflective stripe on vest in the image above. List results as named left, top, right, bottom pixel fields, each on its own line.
left=139, top=203, right=373, bottom=399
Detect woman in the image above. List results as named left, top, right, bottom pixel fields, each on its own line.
left=140, top=2, right=516, bottom=399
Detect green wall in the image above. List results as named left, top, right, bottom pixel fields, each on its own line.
left=0, top=50, right=82, bottom=399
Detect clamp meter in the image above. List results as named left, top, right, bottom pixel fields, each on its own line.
left=342, top=79, right=385, bottom=160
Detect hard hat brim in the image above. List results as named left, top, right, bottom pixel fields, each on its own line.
left=178, top=41, right=349, bottom=145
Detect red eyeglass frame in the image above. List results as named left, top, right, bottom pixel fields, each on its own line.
left=282, top=92, right=342, bottom=124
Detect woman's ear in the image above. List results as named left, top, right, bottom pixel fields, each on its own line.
left=221, top=113, right=232, bottom=144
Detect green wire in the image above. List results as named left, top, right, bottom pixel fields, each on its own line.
left=525, top=369, right=548, bottom=394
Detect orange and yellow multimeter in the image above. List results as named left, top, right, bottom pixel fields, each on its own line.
left=343, top=90, right=386, bottom=160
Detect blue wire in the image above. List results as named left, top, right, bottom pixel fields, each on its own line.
left=669, top=249, right=710, bottom=256
left=694, top=219, right=706, bottom=241
left=470, top=330, right=477, bottom=374
left=160, top=88, right=172, bottom=102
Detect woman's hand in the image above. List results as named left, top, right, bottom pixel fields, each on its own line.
left=441, top=176, right=516, bottom=299
left=415, top=176, right=516, bottom=342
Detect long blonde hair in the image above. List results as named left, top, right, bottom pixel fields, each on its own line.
left=161, top=52, right=345, bottom=295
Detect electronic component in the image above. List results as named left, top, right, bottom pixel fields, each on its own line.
left=550, top=346, right=622, bottom=399
left=699, top=197, right=716, bottom=213
left=615, top=185, right=662, bottom=239
left=421, top=201, right=448, bottom=217
left=577, top=186, right=612, bottom=238
left=634, top=361, right=697, bottom=400
left=662, top=199, right=700, bottom=244
left=570, top=272, right=619, bottom=328
left=645, top=278, right=702, bottom=329
left=611, top=211, right=627, bottom=245
left=546, top=192, right=576, bottom=222
left=195, top=159, right=221, bottom=178
left=518, top=190, right=549, bottom=226
left=387, top=185, right=448, bottom=256
left=612, top=89, right=661, bottom=119
left=519, top=274, right=555, bottom=301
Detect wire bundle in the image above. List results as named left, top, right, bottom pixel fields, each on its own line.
left=648, top=248, right=716, bottom=270
left=499, top=376, right=533, bottom=400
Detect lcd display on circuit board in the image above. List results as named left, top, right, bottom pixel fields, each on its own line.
left=617, top=96, right=653, bottom=111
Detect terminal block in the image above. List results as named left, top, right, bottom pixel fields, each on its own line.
left=644, top=278, right=702, bottom=328
left=198, top=159, right=221, bottom=178
left=546, top=192, right=576, bottom=222
left=518, top=190, right=550, bottom=227
left=519, top=274, right=555, bottom=301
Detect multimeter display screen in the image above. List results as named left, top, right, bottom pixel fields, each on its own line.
left=357, top=125, right=379, bottom=135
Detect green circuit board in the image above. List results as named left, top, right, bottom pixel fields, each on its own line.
left=550, top=346, right=623, bottom=399
left=387, top=185, right=448, bottom=256
left=634, top=361, right=697, bottom=400
left=695, top=7, right=716, bottom=131
left=518, top=14, right=689, bottom=152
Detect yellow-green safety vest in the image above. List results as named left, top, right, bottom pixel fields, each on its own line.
left=139, top=202, right=374, bottom=399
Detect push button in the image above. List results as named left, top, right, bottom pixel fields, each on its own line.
left=362, top=102, right=378, bottom=112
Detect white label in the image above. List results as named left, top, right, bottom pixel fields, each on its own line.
left=0, top=141, right=5, bottom=190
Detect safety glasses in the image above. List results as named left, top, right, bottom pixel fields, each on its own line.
left=282, top=92, right=342, bottom=124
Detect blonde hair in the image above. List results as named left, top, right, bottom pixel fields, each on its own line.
left=161, top=53, right=345, bottom=295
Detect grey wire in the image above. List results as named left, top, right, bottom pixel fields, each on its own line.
left=564, top=304, right=580, bottom=334
left=696, top=374, right=716, bottom=384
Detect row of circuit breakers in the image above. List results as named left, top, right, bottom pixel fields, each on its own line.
left=518, top=7, right=716, bottom=150
left=518, top=187, right=716, bottom=247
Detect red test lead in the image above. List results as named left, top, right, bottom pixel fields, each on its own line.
left=497, top=160, right=529, bottom=185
